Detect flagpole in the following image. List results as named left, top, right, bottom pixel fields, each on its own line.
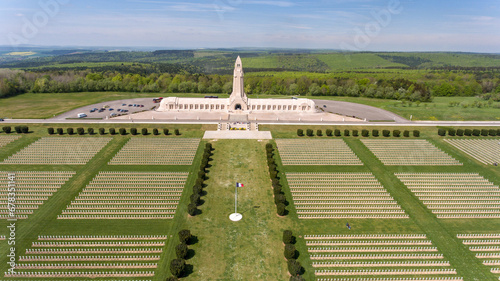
left=229, top=183, right=242, bottom=222
left=235, top=185, right=238, bottom=214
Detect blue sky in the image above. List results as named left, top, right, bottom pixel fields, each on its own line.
left=1, top=0, right=499, bottom=52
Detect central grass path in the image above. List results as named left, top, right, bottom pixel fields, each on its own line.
left=185, top=140, right=291, bottom=281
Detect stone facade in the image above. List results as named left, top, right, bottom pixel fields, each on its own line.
left=157, top=56, right=316, bottom=114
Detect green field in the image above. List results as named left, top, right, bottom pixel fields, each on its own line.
left=0, top=124, right=499, bottom=280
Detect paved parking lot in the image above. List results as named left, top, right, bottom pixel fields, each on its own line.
left=52, top=98, right=160, bottom=120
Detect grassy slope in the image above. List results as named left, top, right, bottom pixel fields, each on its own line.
left=314, top=53, right=407, bottom=70
left=183, top=140, right=291, bottom=280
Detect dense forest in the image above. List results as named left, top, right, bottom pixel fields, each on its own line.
left=1, top=50, right=500, bottom=102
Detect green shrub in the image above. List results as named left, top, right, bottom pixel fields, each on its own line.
left=109, top=128, right=116, bottom=135
left=57, top=128, right=63, bottom=135
left=142, top=128, right=148, bottom=135
left=166, top=276, right=178, bottom=281
left=187, top=203, right=198, bottom=216
left=178, top=229, right=192, bottom=244
left=456, top=129, right=464, bottom=136
left=393, top=130, right=401, bottom=137
left=274, top=194, right=286, bottom=205
left=99, top=128, right=105, bottom=135
left=87, top=128, right=94, bottom=135
left=361, top=129, right=369, bottom=137
left=163, top=128, right=169, bottom=135
left=283, top=230, right=294, bottom=244
left=190, top=193, right=201, bottom=206
left=413, top=130, right=420, bottom=137
left=316, top=130, right=322, bottom=136
left=287, top=259, right=302, bottom=276
left=403, top=130, right=410, bottom=137
left=14, top=126, right=21, bottom=134
left=334, top=129, right=341, bottom=137
left=67, top=128, right=74, bottom=135
left=372, top=130, right=379, bottom=137
left=297, top=129, right=303, bottom=136
left=175, top=243, right=188, bottom=259
left=284, top=244, right=296, bottom=260
left=77, top=128, right=84, bottom=135
left=193, top=184, right=203, bottom=195
left=131, top=128, right=138, bottom=135
left=2, top=126, right=12, bottom=134
left=175, top=129, right=180, bottom=135
left=448, top=128, right=456, bottom=136
left=464, top=129, right=472, bottom=136
left=290, top=276, right=306, bottom=281
left=326, top=129, right=332, bottom=136
left=472, top=129, right=480, bottom=136
left=277, top=203, right=286, bottom=216
left=21, top=126, right=29, bottom=133
left=273, top=185, right=283, bottom=196
left=481, top=129, right=489, bottom=136
left=169, top=259, right=186, bottom=278
left=382, top=130, right=390, bottom=137
left=490, top=129, right=498, bottom=136
left=352, top=130, right=359, bottom=137
left=153, top=128, right=159, bottom=135
left=119, top=128, right=127, bottom=135
left=47, top=128, right=54, bottom=135
left=438, top=128, right=446, bottom=136
left=344, top=129, right=349, bottom=137
left=306, top=129, right=313, bottom=136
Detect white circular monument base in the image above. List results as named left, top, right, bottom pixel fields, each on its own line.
left=229, top=213, right=242, bottom=221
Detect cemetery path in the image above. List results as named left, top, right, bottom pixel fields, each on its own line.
left=185, top=140, right=291, bottom=281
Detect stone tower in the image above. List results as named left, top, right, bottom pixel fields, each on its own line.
left=229, top=56, right=248, bottom=112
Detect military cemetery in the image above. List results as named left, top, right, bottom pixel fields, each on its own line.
left=0, top=45, right=499, bottom=281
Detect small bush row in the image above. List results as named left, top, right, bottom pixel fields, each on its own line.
left=298, top=128, right=419, bottom=138
left=2, top=126, right=29, bottom=134
left=283, top=230, right=305, bottom=280
left=167, top=229, right=194, bottom=280
left=188, top=143, right=213, bottom=216
left=267, top=143, right=287, bottom=216
left=439, top=128, right=500, bottom=137
left=47, top=127, right=180, bottom=136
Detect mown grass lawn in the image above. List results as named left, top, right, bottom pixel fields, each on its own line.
left=182, top=140, right=292, bottom=280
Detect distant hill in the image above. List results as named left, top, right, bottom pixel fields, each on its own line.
left=1, top=48, right=500, bottom=73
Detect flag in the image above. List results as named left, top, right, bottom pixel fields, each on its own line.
left=236, top=182, right=244, bottom=187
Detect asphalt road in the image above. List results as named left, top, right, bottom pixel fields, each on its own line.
left=316, top=100, right=408, bottom=122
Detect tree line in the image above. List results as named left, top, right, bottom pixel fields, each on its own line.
left=1, top=67, right=499, bottom=102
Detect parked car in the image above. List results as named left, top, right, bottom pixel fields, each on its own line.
left=77, top=113, right=87, bottom=118
left=122, top=104, right=127, bottom=106
left=109, top=108, right=114, bottom=111
left=0, top=118, right=4, bottom=121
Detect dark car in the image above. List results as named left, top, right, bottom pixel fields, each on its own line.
left=0, top=118, right=4, bottom=121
